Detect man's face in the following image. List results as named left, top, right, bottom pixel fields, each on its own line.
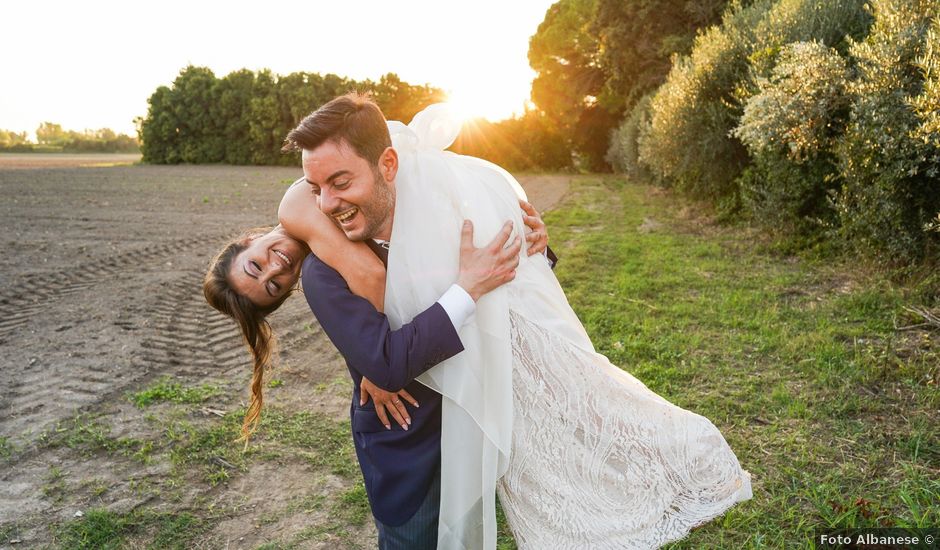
left=302, top=140, right=395, bottom=242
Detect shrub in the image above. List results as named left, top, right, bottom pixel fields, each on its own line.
left=732, top=42, right=850, bottom=234
left=606, top=94, right=652, bottom=178
left=639, top=0, right=770, bottom=199
left=639, top=0, right=870, bottom=201
left=833, top=0, right=940, bottom=264
left=911, top=17, right=940, bottom=146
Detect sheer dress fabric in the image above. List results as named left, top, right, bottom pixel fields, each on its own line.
left=383, top=105, right=752, bottom=549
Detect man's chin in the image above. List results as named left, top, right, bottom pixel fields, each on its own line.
left=342, top=226, right=368, bottom=242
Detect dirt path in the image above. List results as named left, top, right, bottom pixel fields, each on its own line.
left=0, top=153, right=141, bottom=170
left=0, top=164, right=569, bottom=548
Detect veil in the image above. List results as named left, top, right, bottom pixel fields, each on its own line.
left=383, top=104, right=595, bottom=549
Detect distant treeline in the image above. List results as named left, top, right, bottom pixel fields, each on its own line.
left=530, top=0, right=939, bottom=265
left=138, top=67, right=447, bottom=165
left=137, top=66, right=571, bottom=172
left=0, top=123, right=138, bottom=153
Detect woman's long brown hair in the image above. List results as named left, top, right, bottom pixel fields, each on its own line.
left=203, top=228, right=304, bottom=449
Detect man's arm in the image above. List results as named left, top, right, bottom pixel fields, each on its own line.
left=303, top=218, right=521, bottom=394
left=303, top=254, right=463, bottom=393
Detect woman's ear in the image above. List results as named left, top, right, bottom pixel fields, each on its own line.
left=380, top=146, right=399, bottom=182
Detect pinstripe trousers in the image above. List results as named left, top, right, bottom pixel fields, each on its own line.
left=373, top=465, right=441, bottom=550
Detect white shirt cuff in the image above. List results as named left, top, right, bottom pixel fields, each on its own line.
left=437, top=284, right=476, bottom=329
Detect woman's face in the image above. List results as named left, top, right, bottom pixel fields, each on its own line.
left=227, top=227, right=305, bottom=307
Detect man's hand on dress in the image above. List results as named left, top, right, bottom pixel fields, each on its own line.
left=520, top=199, right=549, bottom=256
left=457, top=220, right=522, bottom=302
left=361, top=376, right=419, bottom=431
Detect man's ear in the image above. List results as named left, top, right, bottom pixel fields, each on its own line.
left=379, top=146, right=398, bottom=183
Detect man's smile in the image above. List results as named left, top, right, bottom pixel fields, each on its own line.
left=334, top=206, right=359, bottom=225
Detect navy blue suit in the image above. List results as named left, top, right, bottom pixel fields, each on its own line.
left=301, top=252, right=463, bottom=527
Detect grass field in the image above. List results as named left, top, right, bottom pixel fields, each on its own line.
left=539, top=177, right=938, bottom=548
left=1, top=170, right=936, bottom=548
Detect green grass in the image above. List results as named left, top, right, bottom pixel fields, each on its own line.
left=52, top=509, right=206, bottom=550
left=0, top=436, right=13, bottom=459
left=522, top=176, right=939, bottom=549
left=129, top=376, right=222, bottom=408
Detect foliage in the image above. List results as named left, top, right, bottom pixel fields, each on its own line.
left=0, top=129, right=30, bottom=148
left=833, top=0, right=940, bottom=264
left=639, top=0, right=871, bottom=201
left=0, top=124, right=138, bottom=154
left=911, top=17, right=940, bottom=146
left=451, top=110, right=572, bottom=172
left=592, top=0, right=728, bottom=110
left=639, top=0, right=772, bottom=199
left=528, top=0, right=616, bottom=171
left=606, top=93, right=652, bottom=178
left=138, top=66, right=446, bottom=166
left=732, top=41, right=851, bottom=233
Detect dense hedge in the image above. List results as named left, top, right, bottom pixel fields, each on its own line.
left=608, top=0, right=939, bottom=265
left=138, top=67, right=445, bottom=165
left=137, top=66, right=572, bottom=172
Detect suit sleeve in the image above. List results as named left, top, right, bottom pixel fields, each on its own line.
left=302, top=253, right=465, bottom=392
left=546, top=245, right=558, bottom=269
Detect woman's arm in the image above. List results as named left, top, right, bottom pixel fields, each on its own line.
left=279, top=180, right=386, bottom=311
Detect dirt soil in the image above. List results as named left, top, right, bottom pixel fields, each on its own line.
left=0, top=161, right=569, bottom=548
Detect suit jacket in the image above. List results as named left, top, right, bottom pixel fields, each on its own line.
left=302, top=252, right=462, bottom=526
left=301, top=244, right=558, bottom=526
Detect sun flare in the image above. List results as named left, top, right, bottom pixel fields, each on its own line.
left=446, top=89, right=518, bottom=123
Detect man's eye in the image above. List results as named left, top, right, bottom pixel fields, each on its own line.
left=335, top=180, right=351, bottom=189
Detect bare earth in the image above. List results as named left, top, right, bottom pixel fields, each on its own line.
left=0, top=153, right=141, bottom=170
left=0, top=162, right=569, bottom=548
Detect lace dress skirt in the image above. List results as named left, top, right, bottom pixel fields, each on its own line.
left=496, top=311, right=753, bottom=549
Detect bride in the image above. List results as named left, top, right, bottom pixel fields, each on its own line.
left=204, top=99, right=752, bottom=549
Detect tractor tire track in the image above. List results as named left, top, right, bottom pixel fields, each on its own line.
left=0, top=235, right=223, bottom=341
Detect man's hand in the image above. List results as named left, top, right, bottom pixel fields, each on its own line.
left=520, top=199, right=549, bottom=256
left=457, top=220, right=522, bottom=302
left=360, top=377, right=419, bottom=431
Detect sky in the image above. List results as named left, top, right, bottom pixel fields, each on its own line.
left=1, top=0, right=557, bottom=139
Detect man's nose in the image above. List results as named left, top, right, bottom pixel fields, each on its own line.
left=319, top=186, right=339, bottom=214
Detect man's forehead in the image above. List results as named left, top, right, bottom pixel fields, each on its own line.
left=301, top=139, right=357, bottom=165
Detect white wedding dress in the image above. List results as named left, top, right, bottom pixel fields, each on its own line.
left=383, top=105, right=753, bottom=550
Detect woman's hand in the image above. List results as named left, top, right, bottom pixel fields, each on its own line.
left=520, top=199, right=549, bottom=256
left=360, top=376, right=419, bottom=430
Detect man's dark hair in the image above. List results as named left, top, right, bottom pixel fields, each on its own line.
left=283, top=92, right=391, bottom=166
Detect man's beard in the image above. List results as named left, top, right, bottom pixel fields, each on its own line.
left=350, top=168, right=394, bottom=241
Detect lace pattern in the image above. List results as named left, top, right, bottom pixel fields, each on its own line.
left=497, top=310, right=753, bottom=549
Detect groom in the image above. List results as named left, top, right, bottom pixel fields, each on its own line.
left=278, top=93, right=556, bottom=549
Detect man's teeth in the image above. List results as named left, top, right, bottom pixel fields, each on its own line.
left=335, top=208, right=358, bottom=223
left=274, top=250, right=291, bottom=265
